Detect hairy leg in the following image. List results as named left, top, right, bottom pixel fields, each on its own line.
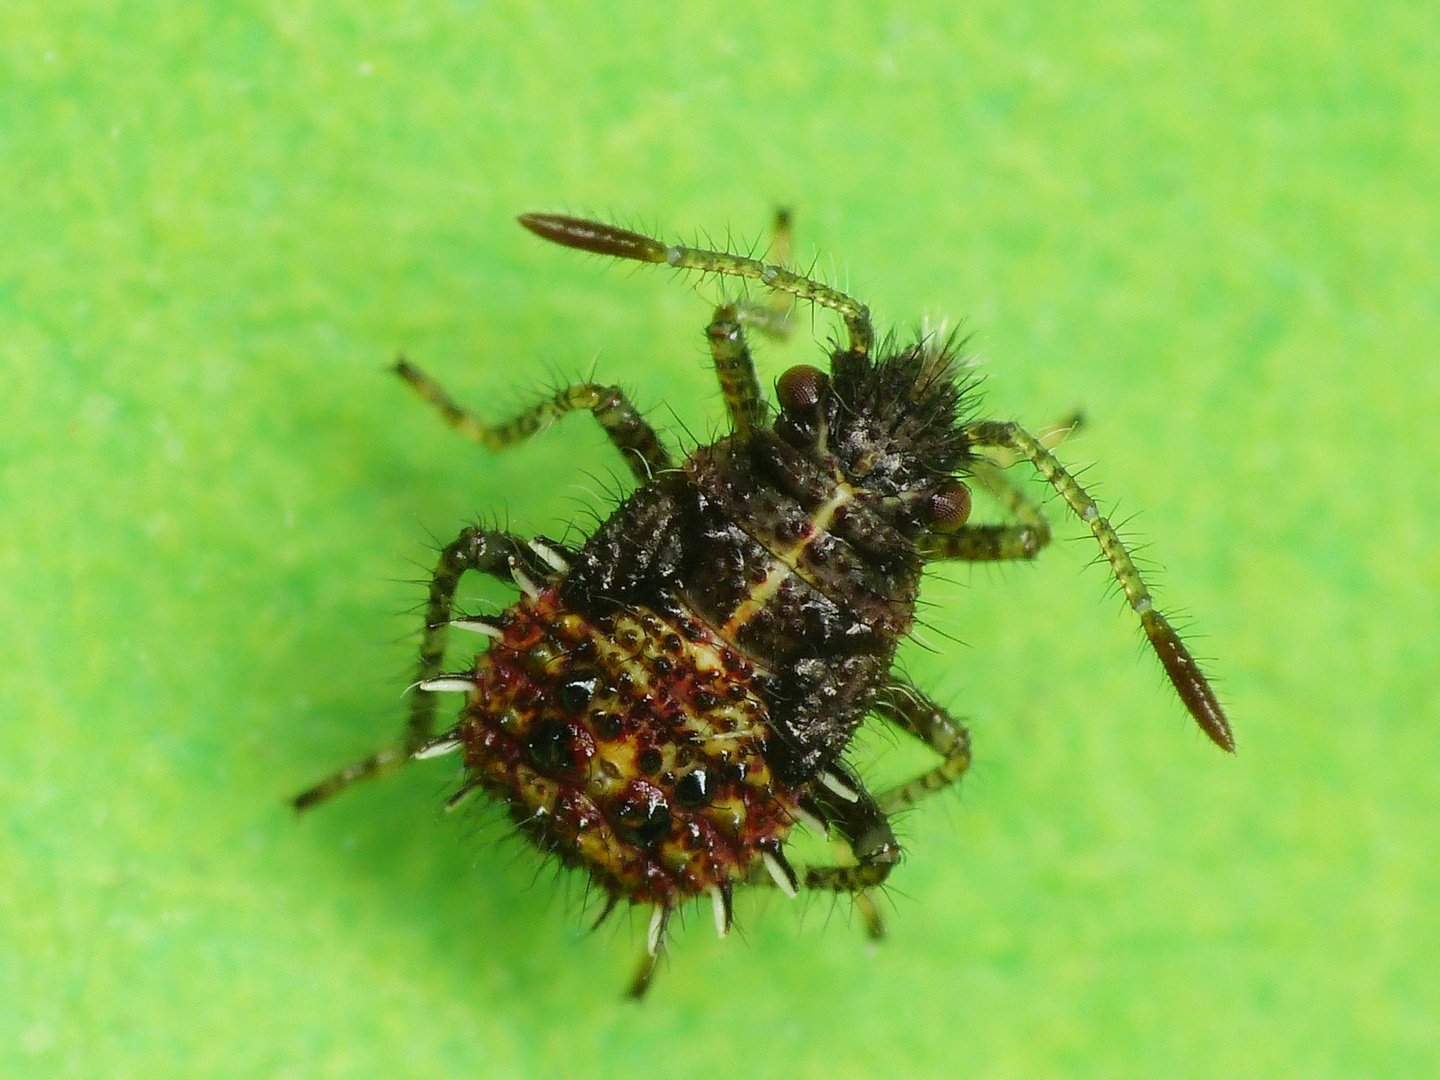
left=870, top=681, right=974, bottom=815
left=800, top=767, right=903, bottom=896
left=703, top=209, right=803, bottom=436
left=742, top=762, right=902, bottom=939
left=291, top=526, right=540, bottom=811
left=396, top=360, right=672, bottom=481
left=919, top=458, right=1054, bottom=562
left=740, top=682, right=973, bottom=934
left=706, top=304, right=767, bottom=437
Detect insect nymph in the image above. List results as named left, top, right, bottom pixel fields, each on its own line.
left=294, top=212, right=1234, bottom=996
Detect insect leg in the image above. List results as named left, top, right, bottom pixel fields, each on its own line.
left=706, top=304, right=767, bottom=436
left=964, top=419, right=1235, bottom=752
left=807, top=769, right=902, bottom=940
left=870, top=681, right=974, bottom=815
left=518, top=213, right=876, bottom=357
left=919, top=458, right=1054, bottom=562
left=700, top=208, right=806, bottom=435
left=291, top=527, right=534, bottom=811
left=756, top=689, right=971, bottom=933
left=921, top=412, right=1084, bottom=560
left=809, top=686, right=971, bottom=939
left=396, top=360, right=672, bottom=481
left=750, top=688, right=971, bottom=937
left=731, top=207, right=797, bottom=340
left=743, top=763, right=900, bottom=938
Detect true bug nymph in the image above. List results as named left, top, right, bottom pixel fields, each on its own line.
left=294, top=212, right=1234, bottom=996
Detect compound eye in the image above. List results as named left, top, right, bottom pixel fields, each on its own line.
left=927, top=481, right=972, bottom=531
left=776, top=364, right=828, bottom=412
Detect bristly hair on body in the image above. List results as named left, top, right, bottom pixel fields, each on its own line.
left=292, top=210, right=1234, bottom=999
left=828, top=326, right=980, bottom=495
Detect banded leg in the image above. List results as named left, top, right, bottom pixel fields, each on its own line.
left=807, top=765, right=903, bottom=939
left=922, top=413, right=1084, bottom=561
left=802, top=762, right=902, bottom=889
left=291, top=527, right=532, bottom=811
left=732, top=207, right=798, bottom=339
left=919, top=459, right=1054, bottom=562
left=703, top=210, right=801, bottom=437
left=518, top=213, right=876, bottom=357
left=749, top=691, right=972, bottom=935
left=707, top=304, right=766, bottom=436
left=791, top=689, right=973, bottom=937
left=396, top=360, right=672, bottom=481
left=965, top=419, right=1235, bottom=753
left=871, top=682, right=974, bottom=816
left=743, top=762, right=901, bottom=938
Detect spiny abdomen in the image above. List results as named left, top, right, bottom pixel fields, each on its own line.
left=454, top=586, right=801, bottom=905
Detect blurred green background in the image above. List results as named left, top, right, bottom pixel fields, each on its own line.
left=4, top=2, right=1437, bottom=1077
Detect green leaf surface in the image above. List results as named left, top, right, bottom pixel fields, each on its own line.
left=3, top=2, right=1437, bottom=1077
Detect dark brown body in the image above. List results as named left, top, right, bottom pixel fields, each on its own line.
left=293, top=212, right=1233, bottom=997
left=565, top=426, right=935, bottom=785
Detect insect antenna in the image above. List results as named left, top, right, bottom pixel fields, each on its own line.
left=965, top=420, right=1235, bottom=752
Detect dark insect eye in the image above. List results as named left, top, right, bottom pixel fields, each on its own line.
left=674, top=768, right=712, bottom=808
left=927, top=481, right=972, bottom=531
left=776, top=364, right=828, bottom=411
left=557, top=673, right=599, bottom=713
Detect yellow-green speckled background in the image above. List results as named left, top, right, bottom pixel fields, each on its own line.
left=3, top=2, right=1437, bottom=1077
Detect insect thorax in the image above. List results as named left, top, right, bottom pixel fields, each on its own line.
left=297, top=212, right=1233, bottom=991
left=560, top=426, right=929, bottom=785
